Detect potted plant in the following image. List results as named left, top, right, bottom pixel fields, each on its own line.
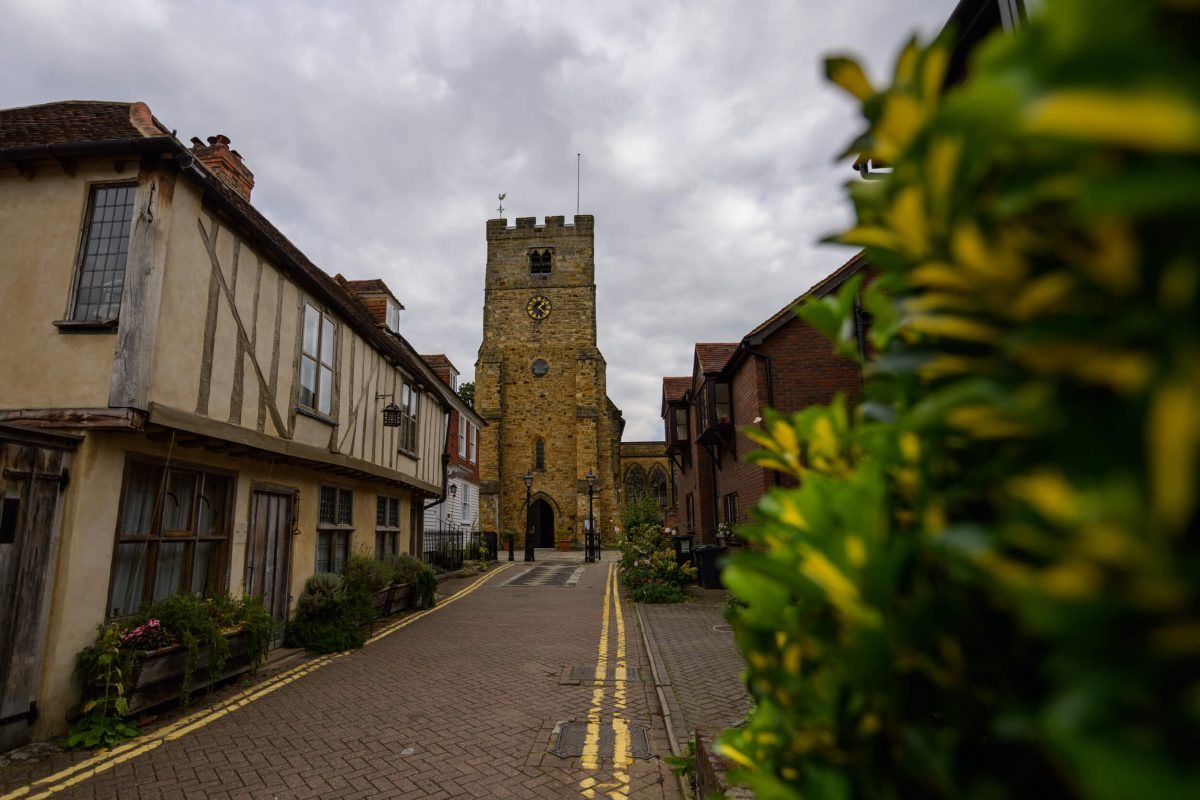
left=555, top=527, right=574, bottom=552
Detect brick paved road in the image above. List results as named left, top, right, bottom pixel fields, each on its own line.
left=0, top=557, right=682, bottom=800
left=636, top=592, right=752, bottom=753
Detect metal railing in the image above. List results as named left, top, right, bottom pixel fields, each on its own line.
left=422, top=529, right=496, bottom=572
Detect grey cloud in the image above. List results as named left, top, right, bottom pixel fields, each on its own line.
left=3, top=0, right=959, bottom=439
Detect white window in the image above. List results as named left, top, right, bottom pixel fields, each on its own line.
left=386, top=300, right=401, bottom=334
left=469, top=423, right=477, bottom=463
left=458, top=418, right=467, bottom=458
left=399, top=381, right=419, bottom=454
left=301, top=303, right=336, bottom=415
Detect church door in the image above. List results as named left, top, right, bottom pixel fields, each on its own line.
left=529, top=499, right=555, bottom=548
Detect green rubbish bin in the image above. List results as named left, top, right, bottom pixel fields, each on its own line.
left=693, top=544, right=727, bottom=589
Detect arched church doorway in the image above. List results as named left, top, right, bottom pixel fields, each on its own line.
left=529, top=498, right=556, bottom=548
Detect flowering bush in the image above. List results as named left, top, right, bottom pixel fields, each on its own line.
left=619, top=524, right=695, bottom=603
left=119, top=618, right=176, bottom=652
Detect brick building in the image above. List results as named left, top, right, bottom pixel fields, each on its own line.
left=474, top=215, right=624, bottom=548
left=664, top=254, right=869, bottom=544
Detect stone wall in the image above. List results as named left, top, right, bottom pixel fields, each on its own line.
left=475, top=215, right=622, bottom=544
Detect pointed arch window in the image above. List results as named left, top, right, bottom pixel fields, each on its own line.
left=529, top=249, right=553, bottom=275
left=649, top=465, right=669, bottom=508
left=535, top=438, right=546, bottom=471
left=625, top=464, right=647, bottom=502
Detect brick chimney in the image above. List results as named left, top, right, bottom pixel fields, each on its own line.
left=190, top=134, right=254, bottom=200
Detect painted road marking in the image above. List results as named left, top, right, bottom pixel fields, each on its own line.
left=579, top=563, right=632, bottom=800
left=1, top=563, right=515, bottom=800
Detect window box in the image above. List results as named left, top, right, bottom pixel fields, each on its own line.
left=375, top=582, right=414, bottom=616
left=118, top=628, right=252, bottom=717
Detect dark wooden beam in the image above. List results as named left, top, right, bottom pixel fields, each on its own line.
left=0, top=408, right=146, bottom=431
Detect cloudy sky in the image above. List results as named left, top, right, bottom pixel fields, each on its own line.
left=4, top=0, right=959, bottom=440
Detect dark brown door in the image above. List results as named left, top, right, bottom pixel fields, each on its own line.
left=245, top=489, right=294, bottom=643
left=0, top=430, right=74, bottom=751
left=530, top=499, right=555, bottom=548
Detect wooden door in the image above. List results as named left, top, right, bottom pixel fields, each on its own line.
left=245, top=489, right=294, bottom=643
left=0, top=430, right=74, bottom=751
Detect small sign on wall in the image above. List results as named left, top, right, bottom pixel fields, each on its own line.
left=234, top=522, right=247, bottom=545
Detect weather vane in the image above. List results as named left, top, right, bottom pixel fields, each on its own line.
left=497, top=193, right=506, bottom=216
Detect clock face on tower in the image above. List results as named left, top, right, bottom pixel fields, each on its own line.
left=526, top=295, right=552, bottom=320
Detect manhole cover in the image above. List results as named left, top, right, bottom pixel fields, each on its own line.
left=503, top=565, right=583, bottom=587
left=550, top=721, right=652, bottom=760
left=564, top=665, right=642, bottom=684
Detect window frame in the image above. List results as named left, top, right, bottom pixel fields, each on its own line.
left=398, top=380, right=420, bottom=455
left=106, top=455, right=235, bottom=618
left=723, top=492, right=740, bottom=524
left=316, top=485, right=354, bottom=574
left=375, top=495, right=402, bottom=560
left=685, top=493, right=695, bottom=534
left=299, top=302, right=337, bottom=417
left=534, top=437, right=546, bottom=471
left=469, top=422, right=477, bottom=464
left=67, top=181, right=138, bottom=325
left=458, top=418, right=467, bottom=458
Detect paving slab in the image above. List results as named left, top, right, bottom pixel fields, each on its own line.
left=636, top=590, right=752, bottom=755
left=0, top=559, right=680, bottom=799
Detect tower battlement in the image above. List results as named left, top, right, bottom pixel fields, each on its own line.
left=486, top=214, right=594, bottom=239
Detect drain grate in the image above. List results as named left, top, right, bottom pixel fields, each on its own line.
left=503, top=565, right=583, bottom=587
left=563, top=665, right=641, bottom=684
left=549, top=721, right=653, bottom=760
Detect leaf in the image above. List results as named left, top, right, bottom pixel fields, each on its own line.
left=825, top=56, right=875, bottom=101
left=1025, top=90, right=1200, bottom=152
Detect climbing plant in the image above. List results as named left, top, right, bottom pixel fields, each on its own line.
left=720, top=1, right=1200, bottom=797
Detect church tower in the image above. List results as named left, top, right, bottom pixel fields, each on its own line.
left=475, top=215, right=623, bottom=548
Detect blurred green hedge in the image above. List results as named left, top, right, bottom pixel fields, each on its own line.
left=720, top=1, right=1200, bottom=797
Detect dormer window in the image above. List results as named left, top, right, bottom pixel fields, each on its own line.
left=666, top=403, right=690, bottom=455
left=529, top=249, right=553, bottom=275
left=386, top=300, right=401, bottom=333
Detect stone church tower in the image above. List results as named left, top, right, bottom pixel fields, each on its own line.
left=475, top=215, right=624, bottom=547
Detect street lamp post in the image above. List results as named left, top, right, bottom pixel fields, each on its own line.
left=523, top=470, right=535, bottom=562
left=585, top=469, right=596, bottom=563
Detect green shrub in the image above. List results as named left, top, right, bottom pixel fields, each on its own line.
left=390, top=554, right=426, bottom=585
left=413, top=566, right=438, bottom=610
left=295, top=572, right=343, bottom=618
left=621, top=495, right=662, bottom=530
left=282, top=615, right=365, bottom=653
left=619, top=524, right=695, bottom=603
left=142, top=592, right=228, bottom=704
left=67, top=624, right=139, bottom=750
left=721, top=1, right=1200, bottom=797
left=345, top=554, right=395, bottom=594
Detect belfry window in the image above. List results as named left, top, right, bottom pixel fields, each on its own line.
left=529, top=249, right=552, bottom=275
left=535, top=438, right=546, bottom=470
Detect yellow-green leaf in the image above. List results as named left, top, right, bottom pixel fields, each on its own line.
left=1025, top=90, right=1200, bottom=152
left=825, top=56, right=875, bottom=102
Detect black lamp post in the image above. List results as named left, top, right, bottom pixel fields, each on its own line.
left=585, top=469, right=597, bottom=563
left=523, top=470, right=535, bottom=562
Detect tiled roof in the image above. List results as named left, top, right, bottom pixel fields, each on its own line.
left=663, top=377, right=690, bottom=403
left=421, top=354, right=457, bottom=371
left=0, top=100, right=165, bottom=149
left=695, top=343, right=739, bottom=375
left=0, top=100, right=463, bottom=419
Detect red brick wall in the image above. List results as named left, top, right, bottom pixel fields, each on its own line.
left=709, top=314, right=865, bottom=527
left=448, top=410, right=480, bottom=481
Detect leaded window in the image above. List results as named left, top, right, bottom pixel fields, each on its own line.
left=650, top=466, right=669, bottom=508
left=376, top=496, right=401, bottom=559
left=535, top=438, right=545, bottom=471
left=625, top=464, right=647, bottom=501
left=317, top=486, right=353, bottom=573
left=71, top=184, right=136, bottom=322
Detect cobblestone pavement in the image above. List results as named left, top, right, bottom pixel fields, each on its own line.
left=636, top=590, right=752, bottom=754
left=0, top=553, right=681, bottom=800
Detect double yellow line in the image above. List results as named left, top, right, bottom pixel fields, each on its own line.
left=578, top=563, right=632, bottom=800
left=2, top=563, right=513, bottom=800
